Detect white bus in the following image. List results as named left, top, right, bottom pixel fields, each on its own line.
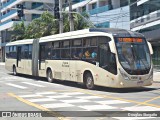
left=5, top=28, right=153, bottom=89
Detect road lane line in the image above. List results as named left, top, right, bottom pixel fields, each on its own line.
left=6, top=83, right=27, bottom=89
left=22, top=82, right=45, bottom=87
left=126, top=96, right=160, bottom=109
left=77, top=89, right=160, bottom=108
left=8, top=93, right=70, bottom=120
left=141, top=96, right=160, bottom=104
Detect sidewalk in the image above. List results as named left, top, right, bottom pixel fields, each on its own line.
left=0, top=62, right=5, bottom=66
left=153, top=71, right=160, bottom=82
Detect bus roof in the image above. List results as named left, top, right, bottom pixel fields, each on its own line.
left=89, top=28, right=144, bottom=38
left=39, top=28, right=112, bottom=43
left=6, top=28, right=145, bottom=46
left=6, top=39, right=34, bottom=46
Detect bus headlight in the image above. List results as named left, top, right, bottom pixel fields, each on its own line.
left=119, top=69, right=130, bottom=80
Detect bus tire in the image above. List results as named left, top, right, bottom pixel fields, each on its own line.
left=13, top=66, right=17, bottom=76
left=84, top=72, right=95, bottom=89
left=47, top=69, right=54, bottom=83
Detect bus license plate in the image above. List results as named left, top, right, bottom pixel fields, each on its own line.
left=137, top=81, right=143, bottom=85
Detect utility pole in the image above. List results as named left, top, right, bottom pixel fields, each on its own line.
left=68, top=0, right=74, bottom=31
left=59, top=0, right=63, bottom=33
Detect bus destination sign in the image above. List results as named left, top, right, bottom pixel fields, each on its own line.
left=118, top=38, right=143, bottom=43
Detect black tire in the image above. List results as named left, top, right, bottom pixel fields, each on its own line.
left=13, top=66, right=17, bottom=76
left=47, top=69, right=54, bottom=83
left=84, top=73, right=94, bottom=89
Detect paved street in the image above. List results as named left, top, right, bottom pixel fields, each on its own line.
left=0, top=64, right=160, bottom=120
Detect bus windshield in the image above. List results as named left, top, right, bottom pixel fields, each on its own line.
left=115, top=37, right=151, bottom=75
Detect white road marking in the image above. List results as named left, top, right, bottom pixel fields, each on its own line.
left=27, top=98, right=56, bottom=102
left=19, top=94, right=42, bottom=98
left=76, top=96, right=103, bottom=99
left=79, top=105, right=116, bottom=111
left=59, top=92, right=85, bottom=95
left=6, top=83, right=27, bottom=89
left=37, top=81, right=62, bottom=86
left=36, top=92, right=57, bottom=95
left=42, top=103, right=74, bottom=108
left=47, top=95, right=71, bottom=98
left=122, top=106, right=160, bottom=111
left=95, top=100, right=129, bottom=105
left=60, top=99, right=90, bottom=103
left=22, top=82, right=45, bottom=87
left=4, top=77, right=19, bottom=80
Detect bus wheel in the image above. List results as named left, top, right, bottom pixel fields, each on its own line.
left=13, top=66, right=17, bottom=76
left=47, top=69, right=54, bottom=83
left=85, top=73, right=94, bottom=89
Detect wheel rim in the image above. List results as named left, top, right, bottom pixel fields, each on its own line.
left=86, top=77, right=93, bottom=88
left=48, top=71, right=52, bottom=82
left=13, top=67, right=16, bottom=75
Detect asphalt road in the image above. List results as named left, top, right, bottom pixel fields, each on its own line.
left=0, top=64, right=160, bottom=120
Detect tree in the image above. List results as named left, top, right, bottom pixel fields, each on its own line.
left=11, top=11, right=93, bottom=41
left=63, top=12, right=93, bottom=32
left=11, top=21, right=26, bottom=41
left=24, top=11, right=58, bottom=39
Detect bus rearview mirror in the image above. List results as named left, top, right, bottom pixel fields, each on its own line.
left=109, top=41, right=116, bottom=54
left=147, top=42, right=153, bottom=55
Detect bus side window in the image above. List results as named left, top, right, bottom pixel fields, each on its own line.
left=22, top=45, right=29, bottom=59
left=98, top=37, right=117, bottom=75
left=52, top=42, right=60, bottom=59
left=71, top=39, right=82, bottom=59
left=39, top=45, right=46, bottom=61
left=13, top=46, right=17, bottom=59
left=83, top=38, right=90, bottom=47
left=83, top=37, right=97, bottom=61
left=72, top=39, right=82, bottom=47
left=6, top=46, right=9, bottom=58
left=46, top=42, right=52, bottom=60
left=28, top=45, right=32, bottom=59
left=61, top=40, right=70, bottom=59
left=71, top=48, right=83, bottom=59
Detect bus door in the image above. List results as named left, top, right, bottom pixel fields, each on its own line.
left=39, top=45, right=46, bottom=71
left=17, top=46, right=22, bottom=68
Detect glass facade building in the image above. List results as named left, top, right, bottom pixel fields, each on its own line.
left=0, top=0, right=54, bottom=61
left=130, top=0, right=160, bottom=68
left=67, top=0, right=130, bottom=29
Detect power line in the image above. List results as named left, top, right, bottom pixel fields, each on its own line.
left=90, top=12, right=130, bottom=17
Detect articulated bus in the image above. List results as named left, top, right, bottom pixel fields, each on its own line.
left=5, top=28, right=153, bottom=89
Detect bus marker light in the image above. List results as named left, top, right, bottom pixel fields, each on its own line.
left=95, top=74, right=98, bottom=76
left=120, top=82, right=124, bottom=86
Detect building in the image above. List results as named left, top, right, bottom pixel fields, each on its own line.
left=0, top=0, right=54, bottom=61
left=67, top=0, right=130, bottom=29
left=130, top=0, right=160, bottom=68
